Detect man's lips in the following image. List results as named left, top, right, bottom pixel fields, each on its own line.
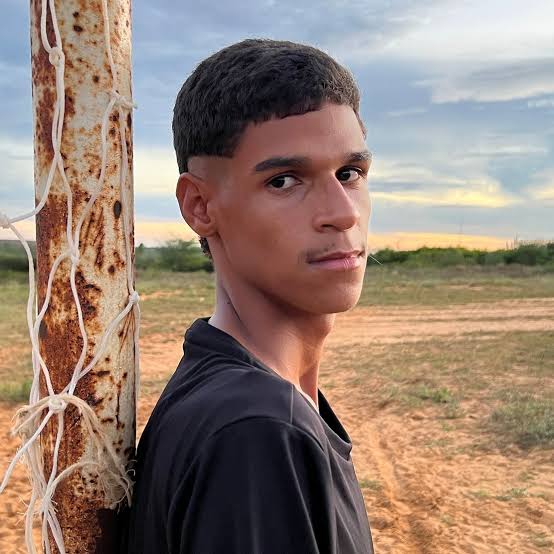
left=308, top=249, right=363, bottom=263
left=307, top=249, right=365, bottom=271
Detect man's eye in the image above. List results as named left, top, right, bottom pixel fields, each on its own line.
left=267, top=175, right=298, bottom=190
left=337, top=167, right=366, bottom=182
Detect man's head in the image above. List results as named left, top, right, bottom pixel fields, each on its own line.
left=174, top=38, right=372, bottom=314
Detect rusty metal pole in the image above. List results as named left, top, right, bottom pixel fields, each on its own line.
left=30, top=0, right=136, bottom=552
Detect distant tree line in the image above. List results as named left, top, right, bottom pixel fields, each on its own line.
left=0, top=240, right=35, bottom=272
left=135, top=240, right=213, bottom=272
left=1, top=240, right=553, bottom=274
left=372, top=243, right=554, bottom=267
left=0, top=239, right=213, bottom=274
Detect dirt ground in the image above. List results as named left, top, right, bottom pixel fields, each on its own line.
left=1, top=298, right=553, bottom=553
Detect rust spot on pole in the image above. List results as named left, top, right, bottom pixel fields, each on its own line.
left=36, top=88, right=56, bottom=163
left=65, top=94, right=76, bottom=118
left=39, top=320, right=48, bottom=339
left=95, top=245, right=104, bottom=269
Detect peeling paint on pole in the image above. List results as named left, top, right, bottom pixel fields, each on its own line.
left=30, top=0, right=135, bottom=551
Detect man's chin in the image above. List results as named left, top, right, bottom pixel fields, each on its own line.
left=307, top=293, right=362, bottom=316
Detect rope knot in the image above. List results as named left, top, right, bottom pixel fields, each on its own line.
left=129, top=291, right=140, bottom=305
left=70, top=253, right=80, bottom=266
left=110, top=90, right=137, bottom=110
left=0, top=211, right=10, bottom=229
left=48, top=47, right=64, bottom=68
left=48, top=396, right=67, bottom=414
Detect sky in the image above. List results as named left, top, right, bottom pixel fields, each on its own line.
left=1, top=0, right=553, bottom=250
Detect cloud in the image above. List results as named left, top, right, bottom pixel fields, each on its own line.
left=525, top=169, right=554, bottom=202
left=528, top=97, right=554, bottom=109
left=369, top=159, right=520, bottom=208
left=0, top=60, right=28, bottom=88
left=386, top=107, right=427, bottom=117
left=533, top=186, right=554, bottom=201
left=133, top=0, right=444, bottom=63
left=379, top=2, right=554, bottom=105
left=416, top=59, right=554, bottom=104
left=463, top=135, right=548, bottom=159
left=134, top=146, right=178, bottom=196
left=383, top=0, right=554, bottom=64
left=371, top=183, right=518, bottom=209
left=371, top=161, right=466, bottom=188
left=0, top=136, right=34, bottom=197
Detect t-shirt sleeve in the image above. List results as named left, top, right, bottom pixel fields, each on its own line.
left=166, top=417, right=336, bottom=554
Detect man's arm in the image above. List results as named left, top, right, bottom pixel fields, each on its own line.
left=167, top=417, right=336, bottom=554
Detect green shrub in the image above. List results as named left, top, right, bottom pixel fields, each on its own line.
left=372, top=248, right=410, bottom=264
left=412, top=384, right=455, bottom=404
left=136, top=240, right=213, bottom=273
left=488, top=392, right=554, bottom=449
left=477, top=250, right=508, bottom=266
left=0, top=379, right=32, bottom=403
left=407, top=247, right=477, bottom=268
left=157, top=239, right=212, bottom=272
left=504, top=244, right=553, bottom=266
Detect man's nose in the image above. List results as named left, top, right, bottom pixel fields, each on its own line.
left=312, top=176, right=361, bottom=232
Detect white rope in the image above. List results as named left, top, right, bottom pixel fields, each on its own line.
left=0, top=0, right=140, bottom=552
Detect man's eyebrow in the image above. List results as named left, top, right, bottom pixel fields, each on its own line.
left=347, top=150, right=372, bottom=163
left=252, top=150, right=372, bottom=174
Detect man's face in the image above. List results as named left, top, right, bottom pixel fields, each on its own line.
left=196, top=101, right=371, bottom=315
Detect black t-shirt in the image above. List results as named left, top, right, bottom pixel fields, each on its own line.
left=122, top=317, right=374, bottom=554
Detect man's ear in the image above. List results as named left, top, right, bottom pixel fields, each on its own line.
left=175, top=172, right=217, bottom=238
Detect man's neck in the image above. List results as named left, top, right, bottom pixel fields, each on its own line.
left=208, top=275, right=335, bottom=409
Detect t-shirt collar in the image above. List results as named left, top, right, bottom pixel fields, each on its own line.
left=185, top=316, right=353, bottom=458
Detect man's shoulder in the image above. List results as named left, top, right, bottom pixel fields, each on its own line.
left=161, top=363, right=293, bottom=432
left=139, top=362, right=327, bottom=473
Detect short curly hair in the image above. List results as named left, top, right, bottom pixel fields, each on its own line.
left=172, top=38, right=365, bottom=259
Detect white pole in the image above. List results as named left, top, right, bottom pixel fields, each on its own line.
left=23, top=0, right=137, bottom=550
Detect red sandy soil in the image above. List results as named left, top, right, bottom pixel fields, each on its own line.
left=1, top=298, right=553, bottom=553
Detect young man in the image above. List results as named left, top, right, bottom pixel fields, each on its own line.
left=123, top=38, right=374, bottom=553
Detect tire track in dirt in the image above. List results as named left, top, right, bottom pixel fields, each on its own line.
left=363, top=421, right=429, bottom=553
left=323, top=339, right=443, bottom=553
left=321, top=354, right=431, bottom=554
